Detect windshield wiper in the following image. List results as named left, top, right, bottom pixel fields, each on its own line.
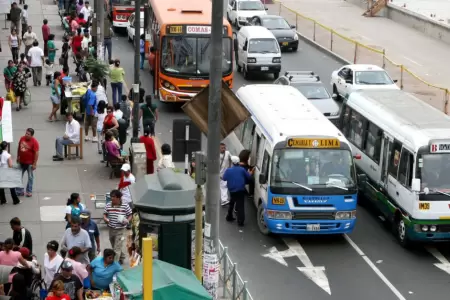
left=326, top=183, right=348, bottom=191
left=275, top=180, right=313, bottom=191
left=307, top=97, right=325, bottom=100
left=428, top=189, right=450, bottom=197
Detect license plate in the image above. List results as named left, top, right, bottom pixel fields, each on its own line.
left=307, top=224, right=320, bottom=231
left=261, top=66, right=269, bottom=71
left=282, top=42, right=289, bottom=46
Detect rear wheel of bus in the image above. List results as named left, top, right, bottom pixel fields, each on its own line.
left=257, top=203, right=270, bottom=235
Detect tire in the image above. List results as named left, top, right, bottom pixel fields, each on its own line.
left=274, top=72, right=280, bottom=79
left=257, top=203, right=270, bottom=235
left=243, top=65, right=249, bottom=79
left=292, top=47, right=298, bottom=52
left=332, top=84, right=342, bottom=101
left=236, top=53, right=242, bottom=72
left=394, top=216, right=411, bottom=248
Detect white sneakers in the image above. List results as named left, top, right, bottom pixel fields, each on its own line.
left=85, top=136, right=99, bottom=143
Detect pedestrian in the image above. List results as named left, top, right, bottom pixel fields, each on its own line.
left=118, top=163, right=135, bottom=207
left=50, top=261, right=83, bottom=300
left=139, top=127, right=156, bottom=174
left=20, top=5, right=29, bottom=39
left=88, top=249, right=122, bottom=290
left=3, top=60, right=17, bottom=90
left=53, top=113, right=80, bottom=161
left=42, top=19, right=50, bottom=57
left=239, top=149, right=254, bottom=196
left=11, top=63, right=30, bottom=111
left=219, top=142, right=232, bottom=206
left=60, top=218, right=92, bottom=265
left=65, top=193, right=86, bottom=227
left=128, top=81, right=145, bottom=103
left=119, top=94, right=131, bottom=128
left=28, top=40, right=44, bottom=86
left=81, top=28, right=90, bottom=57
left=102, top=106, right=119, bottom=133
left=80, top=1, right=91, bottom=23
left=139, top=34, right=145, bottom=69
left=0, top=238, right=28, bottom=267
left=139, top=95, right=158, bottom=136
left=8, top=28, right=20, bottom=63
left=43, top=240, right=64, bottom=288
left=65, top=247, right=88, bottom=282
left=16, top=128, right=39, bottom=197
left=45, top=58, right=54, bottom=86
left=49, top=71, right=62, bottom=121
left=0, top=142, right=21, bottom=205
left=103, top=189, right=132, bottom=263
left=9, top=3, right=21, bottom=34
left=80, top=210, right=100, bottom=261
left=10, top=217, right=32, bottom=252
left=71, top=28, right=83, bottom=56
left=222, top=156, right=254, bottom=227
left=83, top=82, right=98, bottom=142
left=113, top=103, right=123, bottom=122
left=18, top=53, right=28, bottom=67
left=59, top=66, right=69, bottom=115
left=8, top=274, right=27, bottom=300
left=22, top=26, right=36, bottom=58
left=45, top=280, right=71, bottom=300
left=157, top=143, right=175, bottom=171
left=61, top=40, right=70, bottom=72
left=103, top=24, right=113, bottom=62
left=109, top=59, right=125, bottom=105
left=75, top=13, right=86, bottom=28
left=96, top=100, right=107, bottom=144
left=70, top=11, right=79, bottom=34
left=76, top=0, right=83, bottom=15
left=148, top=46, right=156, bottom=94
left=47, top=34, right=57, bottom=64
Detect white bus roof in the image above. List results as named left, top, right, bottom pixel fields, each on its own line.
left=239, top=26, right=274, bottom=39
left=236, top=84, right=348, bottom=146
left=347, top=90, right=450, bottom=150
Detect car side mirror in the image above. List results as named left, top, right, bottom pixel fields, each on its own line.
left=393, top=79, right=398, bottom=83
left=243, top=43, right=247, bottom=51
left=345, top=79, right=352, bottom=84
left=411, top=178, right=421, bottom=192
left=357, top=174, right=367, bottom=183
left=290, top=25, right=296, bottom=29
left=332, top=93, right=338, bottom=100
left=259, top=174, right=267, bottom=184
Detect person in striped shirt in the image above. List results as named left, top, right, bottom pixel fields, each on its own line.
left=103, top=189, right=132, bottom=264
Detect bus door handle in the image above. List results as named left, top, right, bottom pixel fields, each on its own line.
left=396, top=191, right=399, bottom=196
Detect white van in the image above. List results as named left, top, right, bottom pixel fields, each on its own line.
left=235, top=26, right=281, bottom=79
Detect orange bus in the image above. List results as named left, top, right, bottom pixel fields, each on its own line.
left=107, top=0, right=145, bottom=30
left=147, top=0, right=233, bottom=102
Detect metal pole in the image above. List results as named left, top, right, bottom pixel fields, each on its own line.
left=194, top=185, right=204, bottom=281
left=203, top=0, right=223, bottom=297
left=96, top=0, right=104, bottom=61
left=184, top=125, right=189, bottom=174
left=142, top=238, right=153, bottom=300
left=132, top=0, right=141, bottom=143
left=132, top=83, right=140, bottom=142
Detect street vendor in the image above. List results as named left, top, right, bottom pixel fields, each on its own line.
left=88, top=249, right=122, bottom=291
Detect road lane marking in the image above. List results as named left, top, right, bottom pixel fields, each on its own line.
left=344, top=235, right=406, bottom=300
left=262, top=246, right=289, bottom=267
left=402, top=56, right=423, bottom=67
left=425, top=246, right=450, bottom=275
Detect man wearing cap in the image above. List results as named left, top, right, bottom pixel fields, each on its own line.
left=219, top=143, right=232, bottom=206
left=81, top=28, right=91, bottom=57
left=222, top=156, right=254, bottom=227
left=50, top=261, right=83, bottom=300
left=80, top=210, right=100, bottom=262
left=60, top=218, right=92, bottom=265
left=118, top=163, right=135, bottom=206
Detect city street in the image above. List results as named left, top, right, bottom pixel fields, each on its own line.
left=1, top=4, right=450, bottom=299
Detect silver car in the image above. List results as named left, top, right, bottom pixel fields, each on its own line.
left=274, top=71, right=340, bottom=125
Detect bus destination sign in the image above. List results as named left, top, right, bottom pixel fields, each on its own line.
left=430, top=142, right=450, bottom=153
left=287, top=138, right=340, bottom=149
left=187, top=25, right=211, bottom=34
left=167, top=25, right=228, bottom=35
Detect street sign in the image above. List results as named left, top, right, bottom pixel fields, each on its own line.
left=172, top=119, right=202, bottom=164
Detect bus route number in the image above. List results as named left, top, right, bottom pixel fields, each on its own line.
left=272, top=197, right=285, bottom=205
left=169, top=26, right=183, bottom=34
left=419, top=202, right=430, bottom=210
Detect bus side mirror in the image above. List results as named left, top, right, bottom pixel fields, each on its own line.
left=411, top=178, right=421, bottom=192
left=259, top=174, right=267, bottom=184
left=243, top=42, right=248, bottom=51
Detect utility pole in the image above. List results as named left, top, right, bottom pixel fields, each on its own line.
left=132, top=0, right=141, bottom=143
left=203, top=0, right=224, bottom=297
left=95, top=0, right=104, bottom=61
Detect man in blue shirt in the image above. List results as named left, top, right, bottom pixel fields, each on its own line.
left=80, top=210, right=100, bottom=262
left=222, top=156, right=253, bottom=227
left=88, top=248, right=123, bottom=290
left=84, top=81, right=98, bottom=142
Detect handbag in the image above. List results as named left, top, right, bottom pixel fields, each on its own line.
left=23, top=88, right=31, bottom=105
left=6, top=89, right=16, bottom=103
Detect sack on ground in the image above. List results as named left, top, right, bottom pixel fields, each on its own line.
left=23, top=88, right=31, bottom=105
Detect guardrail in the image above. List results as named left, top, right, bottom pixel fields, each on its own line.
left=219, top=240, right=254, bottom=300
left=274, top=0, right=450, bottom=114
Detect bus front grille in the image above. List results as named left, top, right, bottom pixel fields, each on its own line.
left=291, top=212, right=335, bottom=220
left=178, top=86, right=203, bottom=93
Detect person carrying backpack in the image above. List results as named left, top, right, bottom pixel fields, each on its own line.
left=65, top=193, right=85, bottom=228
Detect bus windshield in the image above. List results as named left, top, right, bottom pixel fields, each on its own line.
left=420, top=154, right=450, bottom=191
left=110, top=0, right=146, bottom=5
left=161, top=36, right=232, bottom=77
left=270, top=148, right=356, bottom=190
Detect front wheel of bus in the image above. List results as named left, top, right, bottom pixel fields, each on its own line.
left=257, top=204, right=270, bottom=235
left=395, top=218, right=411, bottom=248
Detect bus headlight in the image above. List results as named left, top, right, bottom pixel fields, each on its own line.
left=430, top=225, right=437, bottom=232
left=335, top=211, right=356, bottom=220
left=421, top=225, right=429, bottom=232
left=162, top=80, right=176, bottom=91
left=266, top=210, right=292, bottom=220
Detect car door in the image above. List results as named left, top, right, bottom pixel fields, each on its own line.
left=253, top=135, right=267, bottom=207
left=378, top=131, right=394, bottom=217
left=336, top=67, right=350, bottom=97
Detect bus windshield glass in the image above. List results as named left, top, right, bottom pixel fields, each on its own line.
left=161, top=36, right=232, bottom=77
left=110, top=0, right=146, bottom=5
left=270, top=148, right=356, bottom=190
left=419, top=154, right=450, bottom=192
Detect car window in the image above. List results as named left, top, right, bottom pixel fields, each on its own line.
left=238, top=1, right=264, bottom=10
left=251, top=17, right=260, bottom=25
left=262, top=18, right=290, bottom=29
left=291, top=84, right=330, bottom=99
left=338, top=68, right=348, bottom=78
left=354, top=71, right=394, bottom=85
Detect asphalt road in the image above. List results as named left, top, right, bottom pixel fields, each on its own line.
left=113, top=32, right=450, bottom=300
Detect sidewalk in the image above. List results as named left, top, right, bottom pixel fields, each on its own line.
left=268, top=0, right=450, bottom=110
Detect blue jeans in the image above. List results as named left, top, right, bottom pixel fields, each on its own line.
left=140, top=52, right=145, bottom=69
left=16, top=164, right=34, bottom=195
left=104, top=38, right=112, bottom=62
left=110, top=82, right=123, bottom=105
left=55, top=137, right=73, bottom=157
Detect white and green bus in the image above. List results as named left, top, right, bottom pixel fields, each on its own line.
left=338, top=89, right=450, bottom=246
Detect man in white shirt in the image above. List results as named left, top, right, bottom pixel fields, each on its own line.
left=80, top=1, right=91, bottom=22
left=20, top=5, right=29, bottom=39
left=53, top=113, right=80, bottom=161
left=22, top=25, right=36, bottom=57
left=27, top=40, right=44, bottom=86
left=118, top=163, right=135, bottom=205
left=219, top=142, right=232, bottom=206
left=81, top=28, right=91, bottom=54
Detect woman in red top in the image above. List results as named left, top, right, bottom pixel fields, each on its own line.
left=71, top=28, right=83, bottom=55
left=45, top=280, right=71, bottom=300
left=139, top=127, right=157, bottom=174
left=102, top=106, right=119, bottom=134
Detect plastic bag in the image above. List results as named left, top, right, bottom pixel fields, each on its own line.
left=23, top=88, right=31, bottom=105
left=6, top=89, right=15, bottom=103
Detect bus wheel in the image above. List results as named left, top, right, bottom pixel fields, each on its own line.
left=395, top=217, right=411, bottom=248
left=257, top=203, right=270, bottom=235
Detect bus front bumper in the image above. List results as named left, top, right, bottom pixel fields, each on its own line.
left=265, top=218, right=356, bottom=235
left=408, top=227, right=450, bottom=242
left=159, top=87, right=196, bottom=102
left=112, top=21, right=128, bottom=28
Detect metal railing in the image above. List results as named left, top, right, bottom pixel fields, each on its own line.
left=218, top=240, right=254, bottom=300
left=274, top=0, right=450, bottom=114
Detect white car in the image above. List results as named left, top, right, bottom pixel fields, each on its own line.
left=227, top=0, right=268, bottom=29
left=330, top=64, right=399, bottom=100
left=127, top=12, right=145, bottom=44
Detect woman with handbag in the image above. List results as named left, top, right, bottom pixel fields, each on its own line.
left=48, top=71, right=62, bottom=122
left=11, top=63, right=31, bottom=111
left=139, top=95, right=158, bottom=136
left=3, top=60, right=17, bottom=91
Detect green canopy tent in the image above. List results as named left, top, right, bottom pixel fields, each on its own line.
left=116, top=260, right=212, bottom=300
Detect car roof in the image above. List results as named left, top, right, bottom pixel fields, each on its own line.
left=240, top=25, right=274, bottom=37
left=344, top=64, right=385, bottom=71
left=290, top=81, right=324, bottom=86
